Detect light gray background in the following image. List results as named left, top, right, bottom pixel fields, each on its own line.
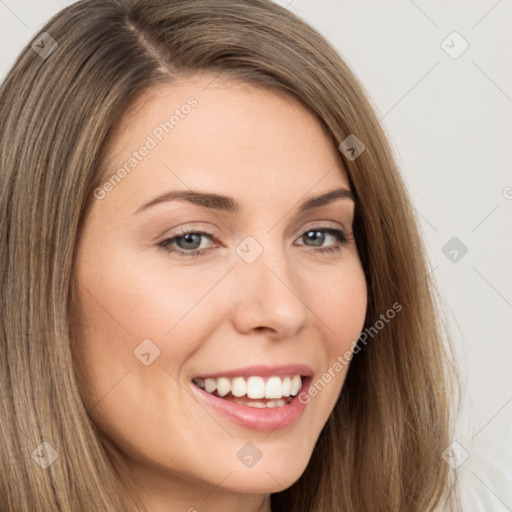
left=1, top=0, right=511, bottom=507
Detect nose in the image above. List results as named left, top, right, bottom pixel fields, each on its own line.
left=229, top=241, right=309, bottom=339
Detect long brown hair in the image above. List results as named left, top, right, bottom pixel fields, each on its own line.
left=0, top=0, right=459, bottom=510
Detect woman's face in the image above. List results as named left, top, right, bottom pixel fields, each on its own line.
left=73, top=75, right=367, bottom=510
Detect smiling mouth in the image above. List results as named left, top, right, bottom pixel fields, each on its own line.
left=192, top=374, right=305, bottom=408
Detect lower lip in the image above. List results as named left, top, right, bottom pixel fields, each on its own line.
left=190, top=379, right=310, bottom=432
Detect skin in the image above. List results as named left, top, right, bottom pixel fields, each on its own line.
left=72, top=75, right=367, bottom=512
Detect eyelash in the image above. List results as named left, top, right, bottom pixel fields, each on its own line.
left=157, top=224, right=349, bottom=259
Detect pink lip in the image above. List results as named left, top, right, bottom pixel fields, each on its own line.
left=192, top=364, right=314, bottom=379
left=190, top=376, right=312, bottom=432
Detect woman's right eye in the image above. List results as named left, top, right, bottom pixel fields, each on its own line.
left=158, top=231, right=217, bottom=259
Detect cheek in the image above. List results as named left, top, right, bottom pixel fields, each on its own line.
left=301, top=262, right=367, bottom=404
left=312, top=261, right=367, bottom=346
left=72, top=253, right=230, bottom=388
left=71, top=257, right=228, bottom=457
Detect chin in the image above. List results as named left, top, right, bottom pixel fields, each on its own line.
left=219, top=454, right=311, bottom=494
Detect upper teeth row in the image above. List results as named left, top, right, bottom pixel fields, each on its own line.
left=194, top=375, right=303, bottom=399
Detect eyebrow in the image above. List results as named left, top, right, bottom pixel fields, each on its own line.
left=132, top=187, right=355, bottom=216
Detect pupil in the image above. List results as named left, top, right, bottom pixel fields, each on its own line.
left=306, top=230, right=324, bottom=247
left=179, top=233, right=201, bottom=250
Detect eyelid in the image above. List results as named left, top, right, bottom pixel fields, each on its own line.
left=300, top=220, right=348, bottom=233
left=159, top=224, right=218, bottom=240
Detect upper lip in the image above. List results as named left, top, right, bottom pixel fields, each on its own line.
left=193, top=364, right=314, bottom=380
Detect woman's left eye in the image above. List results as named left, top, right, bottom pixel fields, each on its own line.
left=157, top=227, right=348, bottom=259
left=296, top=228, right=348, bottom=254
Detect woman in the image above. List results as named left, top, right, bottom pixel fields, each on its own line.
left=0, top=0, right=459, bottom=510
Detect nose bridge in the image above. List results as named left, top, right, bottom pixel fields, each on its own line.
left=230, top=234, right=308, bottom=337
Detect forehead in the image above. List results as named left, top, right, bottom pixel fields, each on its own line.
left=96, top=75, right=350, bottom=211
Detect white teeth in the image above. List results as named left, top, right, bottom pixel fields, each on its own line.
left=193, top=375, right=304, bottom=400
left=247, top=401, right=266, bottom=408
left=265, top=376, right=283, bottom=399
left=231, top=377, right=247, bottom=397
left=216, top=377, right=231, bottom=397
left=282, top=377, right=291, bottom=397
left=246, top=376, right=265, bottom=399
left=232, top=398, right=287, bottom=408
left=204, top=378, right=216, bottom=393
left=290, top=375, right=302, bottom=396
